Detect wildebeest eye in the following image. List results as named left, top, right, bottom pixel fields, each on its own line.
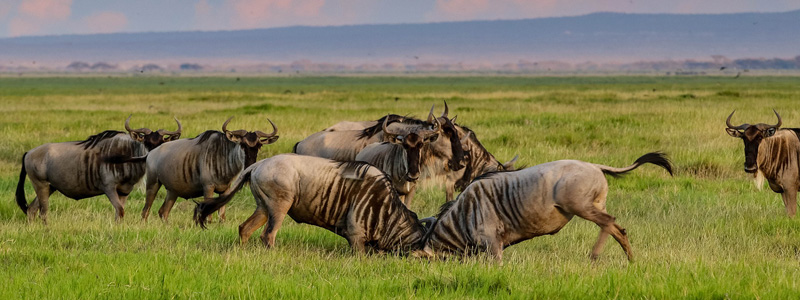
left=397, top=135, right=404, bottom=140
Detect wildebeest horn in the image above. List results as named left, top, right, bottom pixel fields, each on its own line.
left=158, top=117, right=183, bottom=135
left=772, top=109, right=782, bottom=128
left=426, top=105, right=435, bottom=124
left=725, top=110, right=747, bottom=130
left=382, top=115, right=394, bottom=135
left=441, top=101, right=449, bottom=118
left=460, top=131, right=472, bottom=144
left=222, top=116, right=234, bottom=133
left=124, top=114, right=150, bottom=133
left=256, top=119, right=278, bottom=138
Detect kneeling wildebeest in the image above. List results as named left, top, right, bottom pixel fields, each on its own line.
left=419, top=152, right=673, bottom=262
left=194, top=154, right=427, bottom=254
left=725, top=110, right=800, bottom=217
left=16, top=116, right=182, bottom=223
left=142, top=117, right=278, bottom=222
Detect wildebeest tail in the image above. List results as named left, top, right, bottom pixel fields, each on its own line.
left=15, top=152, right=29, bottom=214
left=194, top=165, right=254, bottom=229
left=593, top=152, right=673, bottom=178
left=102, top=154, right=148, bottom=164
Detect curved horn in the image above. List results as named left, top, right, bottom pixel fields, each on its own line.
left=256, top=119, right=278, bottom=138
left=772, top=109, right=782, bottom=128
left=124, top=115, right=149, bottom=133
left=441, top=101, right=449, bottom=118
left=222, top=116, right=233, bottom=133
left=382, top=115, right=393, bottom=135
left=726, top=110, right=746, bottom=129
left=159, top=117, right=183, bottom=135
left=460, top=131, right=472, bottom=144
left=125, top=114, right=133, bottom=132
left=426, top=105, right=435, bottom=124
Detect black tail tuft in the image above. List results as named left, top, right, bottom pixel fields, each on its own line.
left=193, top=170, right=252, bottom=229
left=15, top=152, right=29, bottom=214
left=634, top=152, right=674, bottom=176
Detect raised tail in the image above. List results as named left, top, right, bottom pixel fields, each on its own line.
left=15, top=152, right=29, bottom=214
left=194, top=165, right=255, bottom=229
left=102, top=154, right=148, bottom=164
left=593, top=152, right=673, bottom=178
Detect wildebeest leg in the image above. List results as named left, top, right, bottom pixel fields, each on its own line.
left=103, top=187, right=125, bottom=222
left=781, top=189, right=797, bottom=218
left=486, top=240, right=504, bottom=263
left=404, top=186, right=417, bottom=207
left=157, top=190, right=179, bottom=222
left=445, top=181, right=456, bottom=202
left=577, top=208, right=633, bottom=261
left=238, top=209, right=268, bottom=244
left=29, top=182, right=52, bottom=224
left=260, top=203, right=289, bottom=248
left=589, top=229, right=610, bottom=261
left=142, top=178, right=162, bottom=221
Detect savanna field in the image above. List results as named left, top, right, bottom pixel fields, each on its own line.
left=2, top=75, right=800, bottom=298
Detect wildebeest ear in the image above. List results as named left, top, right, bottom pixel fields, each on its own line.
left=129, top=132, right=145, bottom=142
left=426, top=133, right=439, bottom=142
left=725, top=128, right=742, bottom=138
left=764, top=128, right=777, bottom=137
left=164, top=134, right=181, bottom=142
left=225, top=131, right=242, bottom=142
left=502, top=155, right=519, bottom=170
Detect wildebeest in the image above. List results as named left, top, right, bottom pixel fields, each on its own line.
left=355, top=115, right=442, bottom=206
left=725, top=110, right=800, bottom=217
left=142, top=117, right=278, bottom=221
left=439, top=124, right=518, bottom=201
left=419, top=152, right=673, bottom=261
left=15, top=116, right=181, bottom=223
left=194, top=154, right=427, bottom=253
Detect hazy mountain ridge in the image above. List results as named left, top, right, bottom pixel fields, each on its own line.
left=1, top=10, right=798, bottom=69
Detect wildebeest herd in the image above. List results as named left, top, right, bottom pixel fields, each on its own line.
left=14, top=103, right=794, bottom=262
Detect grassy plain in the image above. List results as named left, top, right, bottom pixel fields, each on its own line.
left=1, top=75, right=800, bottom=298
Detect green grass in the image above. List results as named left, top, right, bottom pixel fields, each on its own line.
left=2, top=75, right=800, bottom=298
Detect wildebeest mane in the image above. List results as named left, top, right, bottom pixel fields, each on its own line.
left=76, top=130, right=124, bottom=150
left=357, top=114, right=426, bottom=140
left=192, top=130, right=223, bottom=144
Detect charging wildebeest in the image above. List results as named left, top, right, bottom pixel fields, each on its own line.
left=16, top=116, right=181, bottom=223
left=194, top=154, right=427, bottom=253
left=419, top=153, right=672, bottom=262
left=725, top=110, right=800, bottom=217
left=141, top=117, right=278, bottom=222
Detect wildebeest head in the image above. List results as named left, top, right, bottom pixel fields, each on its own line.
left=725, top=110, right=782, bottom=173
left=435, top=101, right=467, bottom=171
left=125, top=115, right=182, bottom=150
left=383, top=107, right=441, bottom=182
left=222, top=117, right=279, bottom=167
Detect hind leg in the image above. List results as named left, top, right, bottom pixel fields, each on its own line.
left=157, top=190, right=179, bottom=222
left=260, top=206, right=288, bottom=248
left=238, top=209, right=268, bottom=244
left=29, top=182, right=52, bottom=224
left=103, top=187, right=126, bottom=222
left=142, top=178, right=162, bottom=221
left=577, top=207, right=633, bottom=261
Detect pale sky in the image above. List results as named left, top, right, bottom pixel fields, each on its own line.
left=1, top=0, right=798, bottom=38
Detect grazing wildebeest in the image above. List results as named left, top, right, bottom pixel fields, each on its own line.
left=355, top=115, right=442, bottom=206
left=142, top=117, right=278, bottom=222
left=15, top=116, right=181, bottom=223
left=419, top=153, right=673, bottom=262
left=725, top=110, right=800, bottom=217
left=194, top=154, right=427, bottom=253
